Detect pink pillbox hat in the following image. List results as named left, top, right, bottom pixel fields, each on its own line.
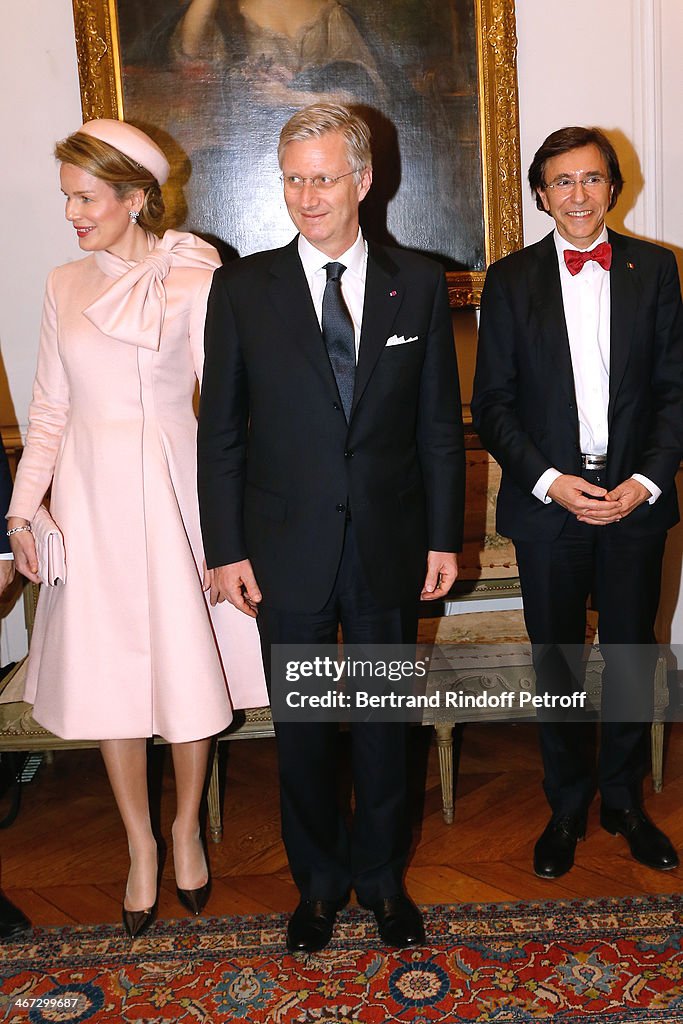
left=76, top=119, right=170, bottom=186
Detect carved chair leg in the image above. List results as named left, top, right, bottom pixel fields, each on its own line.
left=207, top=745, right=223, bottom=843
left=651, top=656, right=668, bottom=794
left=651, top=722, right=664, bottom=793
left=434, top=723, right=455, bottom=825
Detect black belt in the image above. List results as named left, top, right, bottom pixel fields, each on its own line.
left=581, top=453, right=606, bottom=469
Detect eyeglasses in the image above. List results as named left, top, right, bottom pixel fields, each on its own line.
left=543, top=175, right=611, bottom=193
left=280, top=170, right=358, bottom=191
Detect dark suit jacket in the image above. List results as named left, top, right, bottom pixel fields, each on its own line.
left=472, top=228, right=683, bottom=542
left=198, top=237, right=465, bottom=612
left=0, top=442, right=12, bottom=555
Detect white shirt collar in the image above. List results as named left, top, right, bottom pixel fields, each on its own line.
left=298, top=228, right=366, bottom=279
left=554, top=224, right=609, bottom=258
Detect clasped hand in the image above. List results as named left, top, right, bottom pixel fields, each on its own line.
left=547, top=475, right=650, bottom=525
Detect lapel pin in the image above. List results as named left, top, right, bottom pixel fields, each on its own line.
left=626, top=261, right=635, bottom=270
left=389, top=289, right=397, bottom=297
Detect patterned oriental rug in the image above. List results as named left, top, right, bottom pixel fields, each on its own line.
left=2, top=895, right=683, bottom=1023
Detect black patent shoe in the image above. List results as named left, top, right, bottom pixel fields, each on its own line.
left=176, top=879, right=211, bottom=916
left=533, top=815, right=586, bottom=878
left=370, top=892, right=425, bottom=948
left=122, top=903, right=156, bottom=939
left=286, top=898, right=345, bottom=953
left=600, top=806, right=679, bottom=871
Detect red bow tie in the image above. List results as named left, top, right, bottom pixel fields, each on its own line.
left=564, top=241, right=612, bottom=275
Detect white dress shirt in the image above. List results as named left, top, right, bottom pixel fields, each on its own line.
left=533, top=228, right=659, bottom=505
left=297, top=228, right=368, bottom=359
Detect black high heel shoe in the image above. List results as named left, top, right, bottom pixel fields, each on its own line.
left=122, top=903, right=156, bottom=939
left=122, top=846, right=159, bottom=939
left=173, top=826, right=211, bottom=915
left=176, top=879, right=211, bottom=916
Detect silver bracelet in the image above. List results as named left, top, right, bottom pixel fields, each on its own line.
left=6, top=524, right=32, bottom=537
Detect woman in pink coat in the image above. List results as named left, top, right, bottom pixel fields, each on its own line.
left=7, top=119, right=267, bottom=938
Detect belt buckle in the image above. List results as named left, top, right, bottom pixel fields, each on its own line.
left=581, top=453, right=606, bottom=470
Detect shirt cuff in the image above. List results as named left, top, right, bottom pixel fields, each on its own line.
left=0, top=552, right=14, bottom=560
left=631, top=474, right=661, bottom=505
left=533, top=468, right=562, bottom=504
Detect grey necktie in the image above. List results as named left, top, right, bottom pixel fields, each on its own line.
left=322, top=262, right=355, bottom=420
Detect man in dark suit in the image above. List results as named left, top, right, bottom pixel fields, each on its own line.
left=0, top=437, right=31, bottom=940
left=198, top=102, right=465, bottom=950
left=473, top=126, right=682, bottom=879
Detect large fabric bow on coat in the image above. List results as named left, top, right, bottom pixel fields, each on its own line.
left=84, top=230, right=221, bottom=349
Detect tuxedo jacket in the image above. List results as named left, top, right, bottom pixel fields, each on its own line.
left=472, top=229, right=683, bottom=542
left=198, top=237, right=465, bottom=612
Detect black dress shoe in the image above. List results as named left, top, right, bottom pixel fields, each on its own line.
left=286, top=898, right=344, bottom=953
left=600, top=806, right=679, bottom=870
left=370, top=893, right=425, bottom=948
left=534, top=815, right=585, bottom=878
left=0, top=891, right=31, bottom=941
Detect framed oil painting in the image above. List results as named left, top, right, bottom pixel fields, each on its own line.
left=72, top=0, right=522, bottom=306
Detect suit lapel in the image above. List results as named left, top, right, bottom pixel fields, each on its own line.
left=607, top=229, right=640, bottom=425
left=530, top=233, right=578, bottom=413
left=266, top=237, right=341, bottom=397
left=352, top=243, right=403, bottom=417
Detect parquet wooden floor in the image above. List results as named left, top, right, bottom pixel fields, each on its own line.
left=1, top=722, right=681, bottom=927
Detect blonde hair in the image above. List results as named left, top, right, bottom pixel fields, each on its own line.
left=55, top=131, right=165, bottom=232
left=278, top=102, right=372, bottom=178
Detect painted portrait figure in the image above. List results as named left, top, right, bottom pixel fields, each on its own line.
left=118, top=0, right=483, bottom=267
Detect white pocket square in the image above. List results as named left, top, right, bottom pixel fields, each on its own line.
left=386, top=334, right=418, bottom=346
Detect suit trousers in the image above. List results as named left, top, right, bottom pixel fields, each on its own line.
left=256, top=522, right=418, bottom=904
left=514, top=474, right=666, bottom=817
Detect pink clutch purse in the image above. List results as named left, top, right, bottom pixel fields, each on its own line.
left=31, top=505, right=67, bottom=586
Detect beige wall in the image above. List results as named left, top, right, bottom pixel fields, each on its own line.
left=0, top=0, right=681, bottom=653
left=0, top=0, right=82, bottom=431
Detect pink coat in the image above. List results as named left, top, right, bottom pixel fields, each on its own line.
left=9, top=231, right=267, bottom=741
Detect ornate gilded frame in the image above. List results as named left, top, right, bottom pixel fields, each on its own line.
left=72, top=0, right=522, bottom=307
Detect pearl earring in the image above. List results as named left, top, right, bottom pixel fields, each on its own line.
left=129, top=210, right=139, bottom=223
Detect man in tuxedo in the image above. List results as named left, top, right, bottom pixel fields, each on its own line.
left=0, top=437, right=31, bottom=940
left=198, top=102, right=464, bottom=949
left=473, top=126, right=682, bottom=879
